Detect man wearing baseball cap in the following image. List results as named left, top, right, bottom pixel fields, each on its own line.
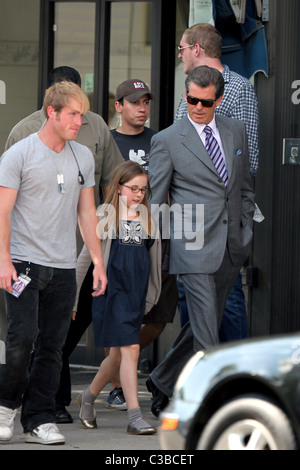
left=115, top=78, right=154, bottom=103
left=112, top=79, right=155, bottom=173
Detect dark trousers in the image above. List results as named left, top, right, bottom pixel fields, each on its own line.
left=151, top=248, right=241, bottom=397
left=0, top=261, right=76, bottom=432
left=178, top=272, right=249, bottom=341
left=56, top=264, right=93, bottom=407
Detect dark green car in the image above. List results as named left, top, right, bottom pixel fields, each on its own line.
left=159, top=333, right=300, bottom=450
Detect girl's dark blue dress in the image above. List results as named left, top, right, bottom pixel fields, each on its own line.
left=92, top=220, right=154, bottom=347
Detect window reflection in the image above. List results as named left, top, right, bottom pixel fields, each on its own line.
left=53, top=2, right=96, bottom=109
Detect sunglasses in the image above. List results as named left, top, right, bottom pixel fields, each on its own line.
left=177, top=44, right=195, bottom=51
left=186, top=95, right=218, bottom=108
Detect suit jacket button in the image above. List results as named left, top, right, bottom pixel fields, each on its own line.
left=223, top=220, right=227, bottom=224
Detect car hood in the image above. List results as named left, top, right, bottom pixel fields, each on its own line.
left=175, top=333, right=300, bottom=408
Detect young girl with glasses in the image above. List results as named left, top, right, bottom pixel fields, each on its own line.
left=77, top=160, right=160, bottom=435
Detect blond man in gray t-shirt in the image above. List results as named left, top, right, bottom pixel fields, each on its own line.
left=2, top=66, right=123, bottom=425
left=0, top=81, right=107, bottom=446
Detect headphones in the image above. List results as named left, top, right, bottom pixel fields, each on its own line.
left=48, top=113, right=85, bottom=185
left=68, top=142, right=85, bottom=185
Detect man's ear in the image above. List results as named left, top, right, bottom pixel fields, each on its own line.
left=115, top=101, right=123, bottom=113
left=216, top=94, right=223, bottom=107
left=194, top=43, right=205, bottom=58
left=184, top=90, right=187, bottom=102
left=47, top=106, right=55, bottom=118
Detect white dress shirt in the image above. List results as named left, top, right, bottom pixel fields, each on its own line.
left=188, top=115, right=227, bottom=167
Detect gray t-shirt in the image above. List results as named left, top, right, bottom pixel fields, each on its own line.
left=0, top=133, right=95, bottom=268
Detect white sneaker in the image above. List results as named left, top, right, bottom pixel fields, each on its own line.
left=0, top=406, right=17, bottom=441
left=25, top=423, right=65, bottom=445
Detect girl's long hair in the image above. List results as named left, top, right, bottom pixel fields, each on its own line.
left=99, top=160, right=154, bottom=238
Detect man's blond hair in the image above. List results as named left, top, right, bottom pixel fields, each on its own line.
left=43, top=81, right=90, bottom=117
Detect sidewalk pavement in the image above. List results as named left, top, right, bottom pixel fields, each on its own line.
left=0, top=367, right=161, bottom=451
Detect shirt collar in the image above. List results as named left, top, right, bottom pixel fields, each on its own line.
left=222, top=64, right=230, bottom=84
left=187, top=114, right=218, bottom=136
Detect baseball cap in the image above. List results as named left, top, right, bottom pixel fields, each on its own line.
left=115, top=79, right=153, bottom=102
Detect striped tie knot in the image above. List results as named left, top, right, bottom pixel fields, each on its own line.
left=204, top=126, right=228, bottom=187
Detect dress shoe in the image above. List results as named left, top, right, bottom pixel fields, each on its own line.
left=55, top=405, right=73, bottom=424
left=146, top=377, right=169, bottom=418
left=127, top=419, right=157, bottom=435
left=77, top=392, right=97, bottom=429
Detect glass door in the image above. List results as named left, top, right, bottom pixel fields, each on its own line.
left=39, top=0, right=177, bottom=366
left=50, top=1, right=99, bottom=365
left=53, top=2, right=96, bottom=110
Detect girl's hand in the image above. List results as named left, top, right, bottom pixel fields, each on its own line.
left=92, top=264, right=108, bottom=297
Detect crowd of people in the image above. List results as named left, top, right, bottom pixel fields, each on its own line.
left=0, top=23, right=257, bottom=445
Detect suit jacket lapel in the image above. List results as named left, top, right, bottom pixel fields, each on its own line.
left=180, top=117, right=218, bottom=176
left=215, top=115, right=234, bottom=180
left=180, top=115, right=235, bottom=181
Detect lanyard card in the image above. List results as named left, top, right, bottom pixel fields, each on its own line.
left=11, top=273, right=31, bottom=298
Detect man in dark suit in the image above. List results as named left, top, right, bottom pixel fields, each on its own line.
left=146, top=65, right=255, bottom=415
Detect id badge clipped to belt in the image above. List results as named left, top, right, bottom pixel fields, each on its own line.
left=11, top=263, right=31, bottom=298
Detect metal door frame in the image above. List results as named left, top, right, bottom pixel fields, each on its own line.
left=38, top=0, right=176, bottom=131
left=38, top=0, right=176, bottom=365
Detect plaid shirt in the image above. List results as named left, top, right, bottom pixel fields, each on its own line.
left=175, top=65, right=259, bottom=176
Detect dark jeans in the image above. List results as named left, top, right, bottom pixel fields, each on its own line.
left=177, top=278, right=189, bottom=328
left=0, top=261, right=76, bottom=432
left=219, top=272, right=249, bottom=342
left=56, top=264, right=93, bottom=407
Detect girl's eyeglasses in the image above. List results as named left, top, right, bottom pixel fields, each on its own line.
left=121, top=184, right=148, bottom=194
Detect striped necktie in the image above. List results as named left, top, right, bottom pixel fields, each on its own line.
left=204, top=125, right=228, bottom=187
